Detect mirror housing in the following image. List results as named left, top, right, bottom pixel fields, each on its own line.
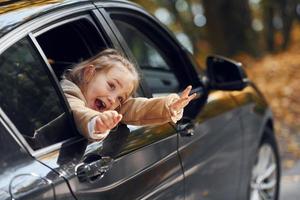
left=206, top=55, right=248, bottom=91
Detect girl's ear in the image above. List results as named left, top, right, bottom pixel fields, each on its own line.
left=83, top=65, right=96, bottom=83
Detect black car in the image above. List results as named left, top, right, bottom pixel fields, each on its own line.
left=0, top=0, right=280, bottom=200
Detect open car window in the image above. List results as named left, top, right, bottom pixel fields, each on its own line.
left=36, top=16, right=107, bottom=80
left=0, top=15, right=112, bottom=151
left=36, top=15, right=144, bottom=97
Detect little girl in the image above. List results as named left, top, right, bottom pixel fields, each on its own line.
left=61, top=49, right=196, bottom=141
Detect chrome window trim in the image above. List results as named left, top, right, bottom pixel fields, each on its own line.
left=0, top=108, right=26, bottom=150
left=28, top=32, right=72, bottom=112
left=0, top=107, right=35, bottom=154
left=32, top=137, right=82, bottom=158
left=95, top=1, right=144, bottom=12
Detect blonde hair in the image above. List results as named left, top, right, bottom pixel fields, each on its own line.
left=64, top=48, right=140, bottom=97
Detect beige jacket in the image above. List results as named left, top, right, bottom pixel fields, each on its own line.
left=61, top=79, right=183, bottom=138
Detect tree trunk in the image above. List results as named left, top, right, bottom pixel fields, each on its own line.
left=279, top=0, right=296, bottom=50
left=262, top=0, right=276, bottom=52
left=202, top=0, right=258, bottom=56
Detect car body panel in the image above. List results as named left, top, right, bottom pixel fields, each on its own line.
left=36, top=124, right=184, bottom=200
left=178, top=90, right=243, bottom=200
left=228, top=85, right=272, bottom=199
left=0, top=114, right=75, bottom=200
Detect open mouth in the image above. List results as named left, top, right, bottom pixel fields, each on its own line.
left=95, top=98, right=106, bottom=111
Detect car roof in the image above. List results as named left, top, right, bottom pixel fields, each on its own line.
left=0, top=0, right=135, bottom=38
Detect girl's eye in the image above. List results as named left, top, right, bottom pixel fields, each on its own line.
left=108, top=82, right=115, bottom=90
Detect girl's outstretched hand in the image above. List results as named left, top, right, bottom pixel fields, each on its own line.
left=94, top=110, right=122, bottom=135
left=169, top=85, right=197, bottom=113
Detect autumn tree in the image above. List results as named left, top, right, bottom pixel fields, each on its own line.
left=261, top=0, right=297, bottom=51
left=202, top=0, right=258, bottom=56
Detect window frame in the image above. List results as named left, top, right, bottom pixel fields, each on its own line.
left=0, top=34, right=78, bottom=156
left=0, top=4, right=122, bottom=157
left=102, top=6, right=203, bottom=97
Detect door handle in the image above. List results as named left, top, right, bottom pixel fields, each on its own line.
left=75, top=156, right=113, bottom=183
left=177, top=122, right=195, bottom=137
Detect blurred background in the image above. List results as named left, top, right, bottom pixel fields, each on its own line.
left=131, top=0, right=300, bottom=172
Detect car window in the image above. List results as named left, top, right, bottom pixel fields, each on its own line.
left=36, top=16, right=144, bottom=97
left=112, top=18, right=184, bottom=96
left=0, top=38, right=74, bottom=150
left=36, top=17, right=107, bottom=79
left=115, top=21, right=170, bottom=71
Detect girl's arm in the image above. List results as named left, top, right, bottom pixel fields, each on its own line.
left=119, top=86, right=196, bottom=126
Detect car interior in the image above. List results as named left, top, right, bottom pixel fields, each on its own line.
left=37, top=17, right=106, bottom=79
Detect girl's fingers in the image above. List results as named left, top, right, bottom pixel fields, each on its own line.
left=95, top=117, right=108, bottom=132
left=104, top=111, right=122, bottom=129
left=96, top=111, right=122, bottom=133
left=171, top=92, right=197, bottom=110
left=181, top=93, right=197, bottom=107
left=93, top=131, right=109, bottom=141
left=171, top=97, right=188, bottom=110
left=181, top=85, right=192, bottom=98
left=115, top=114, right=123, bottom=123
left=101, top=113, right=114, bottom=129
left=187, top=93, right=197, bottom=102
left=108, top=111, right=122, bottom=125
left=109, top=111, right=118, bottom=124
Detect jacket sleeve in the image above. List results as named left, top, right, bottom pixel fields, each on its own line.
left=119, top=94, right=183, bottom=126
left=61, top=80, right=100, bottom=138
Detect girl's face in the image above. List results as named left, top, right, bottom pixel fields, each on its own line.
left=83, top=64, right=136, bottom=112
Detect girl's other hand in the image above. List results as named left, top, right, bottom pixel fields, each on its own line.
left=94, top=110, right=122, bottom=133
left=169, top=85, right=197, bottom=112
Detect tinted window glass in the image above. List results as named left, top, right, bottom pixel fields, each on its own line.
left=0, top=38, right=72, bottom=150
left=115, top=21, right=170, bottom=71
left=113, top=20, right=180, bottom=95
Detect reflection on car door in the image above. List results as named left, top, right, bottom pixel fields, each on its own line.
left=67, top=124, right=184, bottom=200
left=179, top=91, right=243, bottom=200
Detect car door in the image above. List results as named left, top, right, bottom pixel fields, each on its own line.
left=104, top=4, right=245, bottom=200
left=24, top=4, right=185, bottom=200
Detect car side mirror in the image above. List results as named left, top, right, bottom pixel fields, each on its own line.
left=206, top=55, right=248, bottom=91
